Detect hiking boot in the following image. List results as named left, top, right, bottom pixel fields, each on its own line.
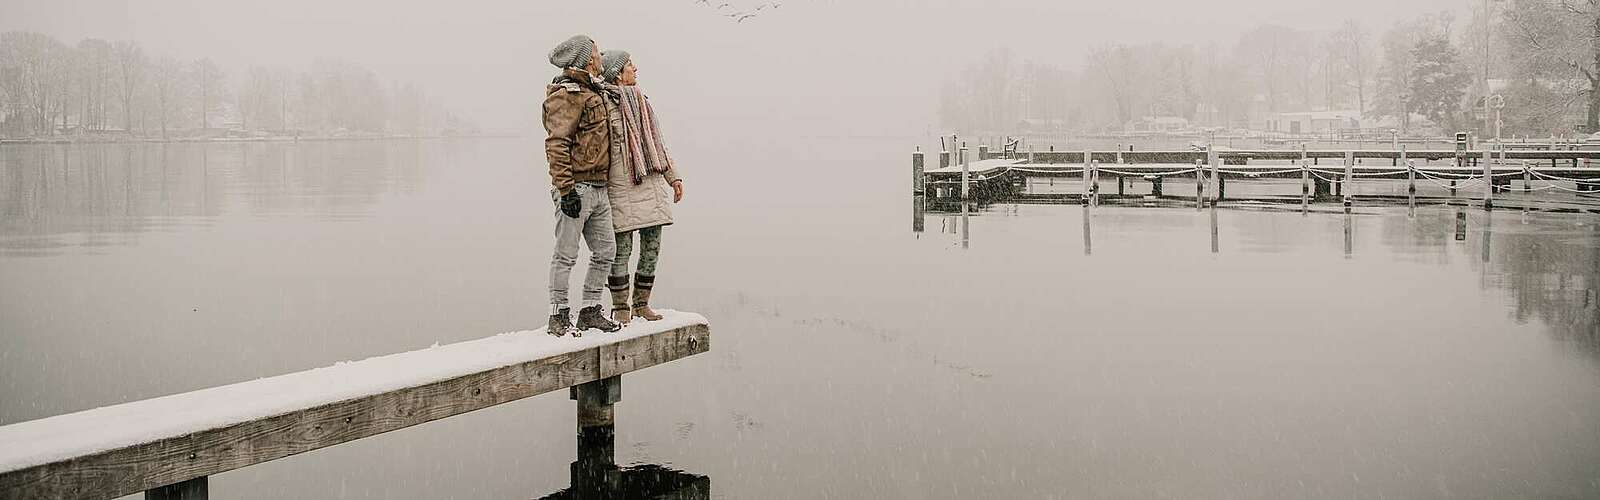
left=632, top=274, right=664, bottom=321
left=547, top=307, right=574, bottom=337
left=609, top=276, right=632, bottom=325
left=576, top=304, right=622, bottom=333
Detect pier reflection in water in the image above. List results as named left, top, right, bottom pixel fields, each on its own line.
left=535, top=424, right=709, bottom=500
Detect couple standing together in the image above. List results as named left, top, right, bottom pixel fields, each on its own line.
left=543, top=34, right=684, bottom=337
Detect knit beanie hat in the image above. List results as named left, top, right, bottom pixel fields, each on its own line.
left=549, top=35, right=595, bottom=70
left=600, top=50, right=631, bottom=83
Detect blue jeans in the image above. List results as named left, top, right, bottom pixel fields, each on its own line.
left=549, top=183, right=616, bottom=311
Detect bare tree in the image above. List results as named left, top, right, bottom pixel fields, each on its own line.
left=0, top=32, right=70, bottom=135
left=1501, top=0, right=1600, bottom=130
left=149, top=56, right=184, bottom=138
left=1332, top=20, right=1373, bottom=116
left=112, top=41, right=145, bottom=133
left=191, top=58, right=224, bottom=131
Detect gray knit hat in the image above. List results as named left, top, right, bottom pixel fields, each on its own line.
left=549, top=35, right=595, bottom=70
left=600, top=50, right=631, bottom=83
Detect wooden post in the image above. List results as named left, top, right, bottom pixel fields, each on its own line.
left=1117, top=175, right=1125, bottom=196
left=1091, top=160, right=1100, bottom=206
left=571, top=376, right=621, bottom=494
left=978, top=144, right=990, bottom=161
left=1343, top=150, right=1355, bottom=211
left=939, top=150, right=950, bottom=170
left=146, top=477, right=207, bottom=500
left=1150, top=175, right=1163, bottom=197
left=573, top=375, right=621, bottom=431
left=912, top=148, right=925, bottom=195
left=1300, top=160, right=1310, bottom=215
left=960, top=146, right=970, bottom=200
left=1522, top=161, right=1532, bottom=215
left=1407, top=160, right=1417, bottom=217
left=1482, top=147, right=1494, bottom=209
left=1194, top=159, right=1204, bottom=210
left=1209, top=149, right=1222, bottom=202
left=1081, top=150, right=1092, bottom=205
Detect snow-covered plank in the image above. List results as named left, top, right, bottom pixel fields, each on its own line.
left=0, top=311, right=711, bottom=500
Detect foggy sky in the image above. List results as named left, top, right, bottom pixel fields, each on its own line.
left=2, top=0, right=1472, bottom=135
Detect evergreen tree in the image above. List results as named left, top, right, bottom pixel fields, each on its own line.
left=1409, top=35, right=1472, bottom=131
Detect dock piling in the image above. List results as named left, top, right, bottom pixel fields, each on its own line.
left=912, top=148, right=924, bottom=195
left=1483, top=148, right=1494, bottom=210
left=960, top=145, right=970, bottom=200
left=1090, top=160, right=1100, bottom=207
left=1343, top=151, right=1355, bottom=211
left=1300, top=160, right=1310, bottom=215
left=1194, top=160, right=1204, bottom=210
left=1407, top=160, right=1417, bottom=218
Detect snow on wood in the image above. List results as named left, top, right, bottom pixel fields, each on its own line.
left=0, top=310, right=709, bottom=474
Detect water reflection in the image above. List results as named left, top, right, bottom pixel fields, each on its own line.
left=1209, top=203, right=1219, bottom=254
left=535, top=424, right=711, bottom=500
left=1082, top=205, right=1092, bottom=255
left=0, top=142, right=427, bottom=257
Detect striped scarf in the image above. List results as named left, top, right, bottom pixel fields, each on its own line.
left=613, top=86, right=675, bottom=184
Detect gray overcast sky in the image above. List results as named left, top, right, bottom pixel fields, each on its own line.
left=1, top=0, right=1473, bottom=134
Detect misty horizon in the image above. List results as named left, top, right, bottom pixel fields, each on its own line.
left=3, top=0, right=1478, bottom=134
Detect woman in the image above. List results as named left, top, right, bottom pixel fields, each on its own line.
left=599, top=50, right=684, bottom=324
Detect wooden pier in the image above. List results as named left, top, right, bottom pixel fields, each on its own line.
left=0, top=312, right=711, bottom=500
left=914, top=148, right=1600, bottom=209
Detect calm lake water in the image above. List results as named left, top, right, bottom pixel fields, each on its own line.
left=2, top=138, right=1598, bottom=499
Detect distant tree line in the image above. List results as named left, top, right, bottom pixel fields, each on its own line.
left=0, top=31, right=475, bottom=139
left=942, top=1, right=1600, bottom=139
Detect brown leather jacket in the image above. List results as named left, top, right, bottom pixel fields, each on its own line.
left=543, top=68, right=612, bottom=195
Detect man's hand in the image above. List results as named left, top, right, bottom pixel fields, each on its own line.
left=560, top=190, right=582, bottom=218
left=671, top=180, right=684, bottom=203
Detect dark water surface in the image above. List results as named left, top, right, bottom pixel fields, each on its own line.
left=2, top=139, right=1599, bottom=499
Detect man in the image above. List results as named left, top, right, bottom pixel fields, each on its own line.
left=544, top=34, right=623, bottom=336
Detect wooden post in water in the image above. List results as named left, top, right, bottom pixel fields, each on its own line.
left=1194, top=159, right=1205, bottom=210
left=1081, top=150, right=1092, bottom=204
left=146, top=477, right=207, bottom=500
left=572, top=376, right=621, bottom=493
left=1343, top=150, right=1355, bottom=211
left=912, top=148, right=924, bottom=195
left=1090, top=160, right=1100, bottom=207
left=1522, top=161, right=1532, bottom=215
left=1407, top=160, right=1417, bottom=217
left=1208, top=148, right=1222, bottom=203
left=1482, top=147, right=1494, bottom=209
left=960, top=145, right=970, bottom=200
left=1300, top=160, right=1310, bottom=215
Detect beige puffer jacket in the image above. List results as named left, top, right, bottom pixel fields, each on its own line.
left=604, top=92, right=680, bottom=233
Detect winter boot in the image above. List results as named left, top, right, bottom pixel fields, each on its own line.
left=608, top=276, right=632, bottom=325
left=576, top=304, right=622, bottom=333
left=547, top=307, right=574, bottom=337
left=632, top=274, right=665, bottom=321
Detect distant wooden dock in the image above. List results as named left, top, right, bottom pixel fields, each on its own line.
left=911, top=146, right=1600, bottom=210
left=0, top=312, right=711, bottom=500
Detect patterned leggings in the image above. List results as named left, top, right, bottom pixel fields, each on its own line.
left=611, top=225, right=663, bottom=278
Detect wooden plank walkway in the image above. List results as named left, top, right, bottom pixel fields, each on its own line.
left=0, top=311, right=711, bottom=500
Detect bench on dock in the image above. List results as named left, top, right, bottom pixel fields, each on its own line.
left=0, top=311, right=711, bottom=500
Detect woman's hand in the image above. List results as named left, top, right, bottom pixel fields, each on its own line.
left=671, top=180, right=684, bottom=203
